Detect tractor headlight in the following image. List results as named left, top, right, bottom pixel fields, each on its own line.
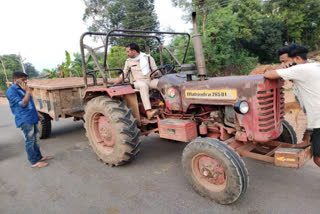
left=234, top=101, right=249, bottom=114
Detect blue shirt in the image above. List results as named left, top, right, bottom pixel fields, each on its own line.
left=6, top=83, right=39, bottom=127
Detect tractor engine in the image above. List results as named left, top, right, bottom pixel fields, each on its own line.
left=156, top=73, right=285, bottom=143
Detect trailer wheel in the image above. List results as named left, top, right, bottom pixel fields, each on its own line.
left=84, top=96, right=141, bottom=166
left=276, top=120, right=297, bottom=144
left=182, top=138, right=249, bottom=205
left=38, top=113, right=52, bottom=139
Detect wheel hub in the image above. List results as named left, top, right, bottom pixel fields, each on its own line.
left=97, top=116, right=115, bottom=147
left=91, top=112, right=115, bottom=155
left=198, top=156, right=225, bottom=185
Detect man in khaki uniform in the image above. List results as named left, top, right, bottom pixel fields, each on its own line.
left=114, top=43, right=159, bottom=119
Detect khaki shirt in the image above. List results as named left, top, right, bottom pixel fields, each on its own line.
left=123, top=55, right=157, bottom=82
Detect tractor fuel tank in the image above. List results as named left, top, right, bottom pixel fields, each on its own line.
left=158, top=119, right=198, bottom=142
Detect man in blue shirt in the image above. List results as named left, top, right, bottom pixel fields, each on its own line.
left=6, top=72, right=52, bottom=168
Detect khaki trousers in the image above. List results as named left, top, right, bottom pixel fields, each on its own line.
left=134, top=79, right=159, bottom=110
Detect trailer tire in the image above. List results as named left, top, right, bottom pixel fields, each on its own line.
left=276, top=120, right=297, bottom=144
left=182, top=138, right=248, bottom=205
left=84, top=96, right=141, bottom=166
left=38, top=113, right=52, bottom=139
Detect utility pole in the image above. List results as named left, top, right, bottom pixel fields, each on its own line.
left=19, top=53, right=26, bottom=74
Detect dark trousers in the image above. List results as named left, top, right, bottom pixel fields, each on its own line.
left=311, top=128, right=320, bottom=157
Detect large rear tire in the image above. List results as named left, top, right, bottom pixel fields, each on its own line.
left=182, top=138, right=249, bottom=205
left=84, top=96, right=141, bottom=166
left=276, top=120, right=297, bottom=144
left=39, top=113, right=52, bottom=139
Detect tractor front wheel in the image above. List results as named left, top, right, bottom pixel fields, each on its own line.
left=84, top=96, right=141, bottom=166
left=276, top=120, right=297, bottom=144
left=182, top=138, right=249, bottom=204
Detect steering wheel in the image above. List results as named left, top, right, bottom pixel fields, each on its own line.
left=150, top=64, right=176, bottom=78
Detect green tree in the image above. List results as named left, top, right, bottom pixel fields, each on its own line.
left=265, top=0, right=320, bottom=48
left=71, top=53, right=87, bottom=77
left=57, top=51, right=73, bottom=77
left=165, top=34, right=195, bottom=65
left=242, top=18, right=285, bottom=63
left=53, top=51, right=89, bottom=78
left=0, top=54, right=38, bottom=91
left=204, top=5, right=258, bottom=75
left=0, top=59, right=11, bottom=91
left=41, top=68, right=59, bottom=79
left=24, top=62, right=38, bottom=78
left=83, top=0, right=160, bottom=50
left=172, top=0, right=320, bottom=72
left=122, top=0, right=159, bottom=31
left=83, top=0, right=124, bottom=32
left=171, top=0, right=258, bottom=75
left=107, top=46, right=127, bottom=69
left=83, top=0, right=159, bottom=31
left=0, top=54, right=22, bottom=73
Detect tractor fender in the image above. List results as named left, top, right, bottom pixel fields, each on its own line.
left=83, top=85, right=135, bottom=104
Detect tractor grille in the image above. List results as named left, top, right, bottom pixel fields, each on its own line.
left=279, top=87, right=285, bottom=120
left=257, top=87, right=284, bottom=132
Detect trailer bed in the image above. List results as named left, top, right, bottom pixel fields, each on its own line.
left=28, top=77, right=105, bottom=120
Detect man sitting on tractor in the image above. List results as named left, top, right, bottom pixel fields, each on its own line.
left=114, top=43, right=159, bottom=119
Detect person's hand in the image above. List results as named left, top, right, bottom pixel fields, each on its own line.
left=281, top=62, right=297, bottom=69
left=150, top=71, right=158, bottom=80
left=280, top=62, right=289, bottom=68
left=18, top=81, right=30, bottom=93
left=302, top=130, right=312, bottom=142
left=37, top=112, right=44, bottom=120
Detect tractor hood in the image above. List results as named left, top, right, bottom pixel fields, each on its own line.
left=158, top=73, right=284, bottom=143
left=181, top=74, right=266, bottom=110
left=158, top=73, right=268, bottom=112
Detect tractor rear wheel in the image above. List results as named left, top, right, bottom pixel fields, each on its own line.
left=276, top=120, right=297, bottom=144
left=182, top=138, right=249, bottom=205
left=38, top=112, right=52, bottom=139
left=84, top=96, right=141, bottom=166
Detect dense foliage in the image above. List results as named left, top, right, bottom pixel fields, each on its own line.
left=5, top=0, right=317, bottom=85
left=0, top=54, right=38, bottom=91
left=171, top=0, right=320, bottom=75
left=83, top=0, right=159, bottom=49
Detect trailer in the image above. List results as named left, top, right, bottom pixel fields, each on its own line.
left=27, top=77, right=106, bottom=138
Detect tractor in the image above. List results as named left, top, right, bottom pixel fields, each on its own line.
left=80, top=13, right=312, bottom=204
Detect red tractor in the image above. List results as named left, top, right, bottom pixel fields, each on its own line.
left=80, top=13, right=312, bottom=204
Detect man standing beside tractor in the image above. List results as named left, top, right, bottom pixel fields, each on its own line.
left=6, top=72, right=53, bottom=168
left=264, top=44, right=320, bottom=167
left=114, top=43, right=160, bottom=119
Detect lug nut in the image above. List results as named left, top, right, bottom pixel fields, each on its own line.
left=203, top=170, right=209, bottom=177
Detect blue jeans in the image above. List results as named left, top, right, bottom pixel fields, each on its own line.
left=20, top=123, right=43, bottom=164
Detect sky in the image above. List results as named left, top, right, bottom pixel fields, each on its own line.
left=0, top=0, right=191, bottom=72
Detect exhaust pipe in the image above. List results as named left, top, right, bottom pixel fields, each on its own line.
left=192, top=12, right=207, bottom=80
